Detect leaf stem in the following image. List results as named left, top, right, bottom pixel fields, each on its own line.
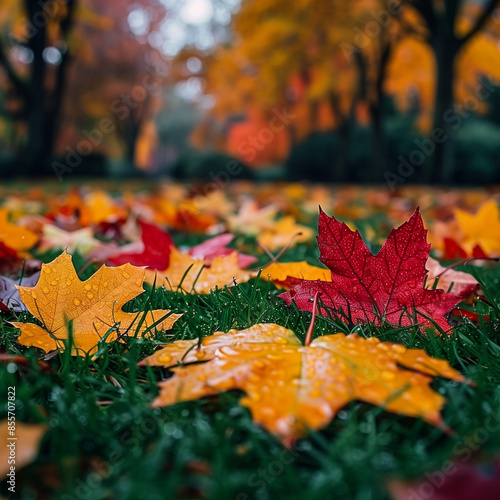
left=304, top=292, right=319, bottom=346
left=251, top=231, right=304, bottom=271
left=435, top=256, right=499, bottom=278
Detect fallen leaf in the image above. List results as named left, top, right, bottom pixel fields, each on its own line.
left=454, top=200, right=500, bottom=256
left=227, top=201, right=278, bottom=236
left=425, top=257, right=479, bottom=296
left=0, top=273, right=40, bottom=312
left=188, top=233, right=257, bottom=268
left=262, top=261, right=331, bottom=289
left=11, top=252, right=181, bottom=354
left=257, top=216, right=314, bottom=251
left=146, top=247, right=255, bottom=294
left=0, top=421, right=47, bottom=479
left=83, top=191, right=126, bottom=225
left=173, top=201, right=217, bottom=232
left=388, top=460, right=500, bottom=500
left=107, top=224, right=256, bottom=271
left=142, top=323, right=464, bottom=444
left=0, top=242, right=22, bottom=275
left=108, top=220, right=173, bottom=269
left=0, top=352, right=51, bottom=372
left=0, top=209, right=38, bottom=252
left=443, top=237, right=469, bottom=260
left=443, top=237, right=488, bottom=260
left=280, top=209, right=461, bottom=330
left=39, top=225, right=100, bottom=255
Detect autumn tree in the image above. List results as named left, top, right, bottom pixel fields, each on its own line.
left=0, top=0, right=77, bottom=175
left=59, top=0, right=168, bottom=171
left=0, top=0, right=168, bottom=176
left=401, top=0, right=500, bottom=181
left=187, top=0, right=364, bottom=176
left=180, top=0, right=403, bottom=178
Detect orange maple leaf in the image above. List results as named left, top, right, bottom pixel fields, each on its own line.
left=262, top=261, right=331, bottom=289
left=11, top=252, right=181, bottom=354
left=257, top=216, right=314, bottom=251
left=0, top=209, right=38, bottom=252
left=141, top=323, right=464, bottom=444
left=146, top=247, right=255, bottom=294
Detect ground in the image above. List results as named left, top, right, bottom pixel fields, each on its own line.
left=1, top=181, right=500, bottom=500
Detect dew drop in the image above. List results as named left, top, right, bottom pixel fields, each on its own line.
left=84, top=284, right=92, bottom=291
left=73, top=298, right=81, bottom=306
left=42, top=287, right=49, bottom=294
left=353, top=286, right=358, bottom=293
left=103, top=281, right=109, bottom=287
left=266, top=353, right=283, bottom=360
left=45, top=267, right=51, bottom=274
left=123, top=272, right=130, bottom=279
left=391, top=344, right=406, bottom=353
left=51, top=280, right=57, bottom=286
left=31, top=291, right=37, bottom=299
left=381, top=370, right=396, bottom=381
left=66, top=279, right=72, bottom=286
left=87, top=292, right=94, bottom=299
left=159, top=354, right=171, bottom=363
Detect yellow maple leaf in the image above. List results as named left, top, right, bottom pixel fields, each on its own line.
left=262, top=261, right=331, bottom=289
left=83, top=191, right=126, bottom=225
left=141, top=323, right=464, bottom=444
left=454, top=200, right=500, bottom=256
left=39, top=225, right=100, bottom=255
left=257, top=217, right=314, bottom=252
left=227, top=202, right=278, bottom=236
left=0, top=209, right=38, bottom=252
left=11, top=252, right=181, bottom=354
left=146, top=247, right=255, bottom=294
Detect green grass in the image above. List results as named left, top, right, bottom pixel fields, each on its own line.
left=2, top=228, right=500, bottom=499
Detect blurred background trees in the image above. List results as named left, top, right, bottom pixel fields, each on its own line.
left=1, top=0, right=499, bottom=183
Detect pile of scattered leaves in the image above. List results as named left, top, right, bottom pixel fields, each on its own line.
left=1, top=182, right=500, bottom=500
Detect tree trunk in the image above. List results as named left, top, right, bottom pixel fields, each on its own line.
left=44, top=0, right=76, bottom=171
left=328, top=92, right=351, bottom=181
left=370, top=40, right=391, bottom=181
left=22, top=0, right=48, bottom=175
left=370, top=103, right=384, bottom=181
left=20, top=0, right=76, bottom=176
left=424, top=39, right=459, bottom=183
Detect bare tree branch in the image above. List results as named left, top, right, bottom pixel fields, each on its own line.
left=410, top=0, right=437, bottom=35
left=459, top=0, right=500, bottom=46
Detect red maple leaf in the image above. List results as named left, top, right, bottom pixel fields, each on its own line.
left=443, top=238, right=488, bottom=260
left=108, top=220, right=173, bottom=269
left=108, top=222, right=255, bottom=271
left=443, top=238, right=468, bottom=260
left=280, top=209, right=461, bottom=331
left=0, top=242, right=23, bottom=275
left=390, top=460, right=500, bottom=500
